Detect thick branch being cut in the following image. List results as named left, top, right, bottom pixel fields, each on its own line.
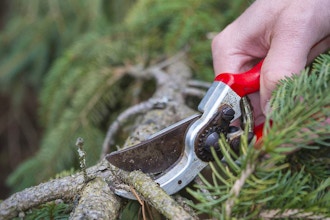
left=70, top=177, right=121, bottom=220
left=110, top=165, right=195, bottom=220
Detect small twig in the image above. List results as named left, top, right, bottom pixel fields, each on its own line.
left=147, top=67, right=169, bottom=86
left=259, top=209, right=330, bottom=220
left=182, top=87, right=206, bottom=99
left=75, top=137, right=88, bottom=182
left=149, top=51, right=187, bottom=70
left=225, top=162, right=256, bottom=218
left=187, top=80, right=211, bottom=89
left=206, top=32, right=218, bottom=40
left=130, top=186, right=147, bottom=220
left=145, top=52, right=187, bottom=86
left=128, top=52, right=187, bottom=86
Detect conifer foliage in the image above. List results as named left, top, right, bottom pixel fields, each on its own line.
left=189, top=54, right=330, bottom=219
left=1, top=0, right=329, bottom=219
left=0, top=0, right=108, bottom=196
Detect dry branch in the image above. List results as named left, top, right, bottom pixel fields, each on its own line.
left=70, top=177, right=121, bottom=220
left=0, top=54, right=204, bottom=219
left=0, top=159, right=118, bottom=219
left=121, top=55, right=197, bottom=148
left=110, top=165, right=195, bottom=220
left=259, top=209, right=330, bottom=220
left=101, top=97, right=168, bottom=158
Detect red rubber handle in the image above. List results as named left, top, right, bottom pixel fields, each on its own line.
left=215, top=60, right=265, bottom=140
left=253, top=123, right=264, bottom=141
left=214, top=61, right=263, bottom=97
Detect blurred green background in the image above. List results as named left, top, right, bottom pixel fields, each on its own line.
left=0, top=0, right=249, bottom=199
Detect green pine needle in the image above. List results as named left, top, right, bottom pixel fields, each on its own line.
left=189, top=52, right=330, bottom=219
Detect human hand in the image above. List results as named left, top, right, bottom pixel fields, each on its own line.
left=212, top=0, right=330, bottom=125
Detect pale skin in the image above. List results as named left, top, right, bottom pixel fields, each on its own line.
left=212, top=0, right=330, bottom=125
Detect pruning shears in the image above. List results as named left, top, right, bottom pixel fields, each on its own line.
left=106, top=61, right=264, bottom=199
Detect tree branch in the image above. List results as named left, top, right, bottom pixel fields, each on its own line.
left=110, top=165, right=195, bottom=219
left=70, top=177, right=121, bottom=220
left=101, top=97, right=168, bottom=158
left=0, top=159, right=119, bottom=219
left=225, top=162, right=256, bottom=218
left=259, top=209, right=330, bottom=219
left=0, top=53, right=203, bottom=219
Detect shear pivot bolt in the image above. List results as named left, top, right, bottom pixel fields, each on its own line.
left=222, top=107, right=235, bottom=122
left=204, top=132, right=220, bottom=151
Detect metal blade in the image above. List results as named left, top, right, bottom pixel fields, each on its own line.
left=106, top=114, right=200, bottom=174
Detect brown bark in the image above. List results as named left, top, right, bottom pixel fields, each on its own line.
left=70, top=177, right=121, bottom=220
left=0, top=159, right=118, bottom=219
left=110, top=166, right=195, bottom=220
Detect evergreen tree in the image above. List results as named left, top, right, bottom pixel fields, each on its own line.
left=189, top=54, right=330, bottom=219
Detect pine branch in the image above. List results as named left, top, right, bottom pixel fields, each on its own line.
left=7, top=35, right=133, bottom=190
left=264, top=53, right=330, bottom=152
left=0, top=0, right=105, bottom=92
left=189, top=52, right=330, bottom=219
left=124, top=0, right=249, bottom=81
left=225, top=162, right=255, bottom=217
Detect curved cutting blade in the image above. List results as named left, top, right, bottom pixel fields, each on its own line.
left=106, top=114, right=200, bottom=174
